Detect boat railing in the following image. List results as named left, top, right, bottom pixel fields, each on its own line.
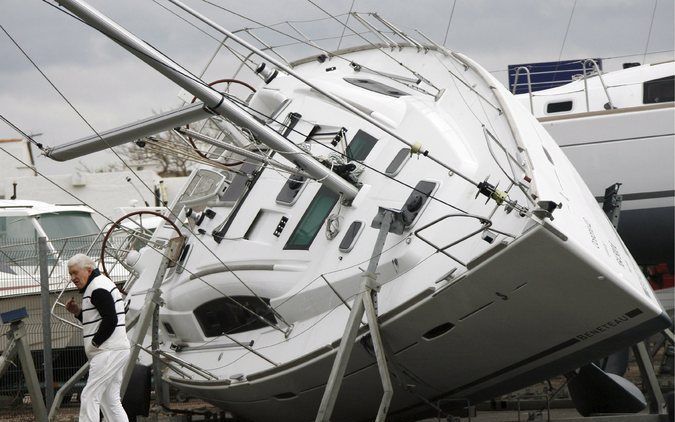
left=208, top=11, right=431, bottom=81
left=512, top=58, right=615, bottom=113
left=582, top=58, right=614, bottom=111
left=413, top=214, right=493, bottom=267
left=511, top=66, right=534, bottom=113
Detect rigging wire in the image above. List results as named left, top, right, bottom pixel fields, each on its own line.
left=442, top=0, right=457, bottom=47
left=149, top=0, right=260, bottom=78
left=552, top=0, right=577, bottom=83
left=0, top=112, right=44, bottom=151
left=337, top=0, right=356, bottom=50
left=642, top=0, right=658, bottom=65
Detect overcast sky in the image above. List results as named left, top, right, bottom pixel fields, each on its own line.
left=0, top=0, right=673, bottom=175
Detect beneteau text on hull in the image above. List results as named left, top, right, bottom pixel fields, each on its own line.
left=46, top=1, right=670, bottom=420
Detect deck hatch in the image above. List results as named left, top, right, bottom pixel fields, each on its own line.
left=343, top=77, right=409, bottom=97
left=385, top=148, right=410, bottom=176
left=338, top=221, right=364, bottom=253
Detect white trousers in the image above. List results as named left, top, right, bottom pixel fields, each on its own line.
left=80, top=348, right=130, bottom=422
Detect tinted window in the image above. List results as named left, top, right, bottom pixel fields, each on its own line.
left=346, top=130, right=378, bottom=162
left=38, top=212, right=99, bottom=239
left=546, top=101, right=573, bottom=113
left=284, top=185, right=339, bottom=250
left=194, top=296, right=276, bottom=337
left=643, top=75, right=674, bottom=104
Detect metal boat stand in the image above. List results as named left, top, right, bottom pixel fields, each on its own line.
left=121, top=235, right=185, bottom=397
left=603, top=183, right=669, bottom=415
left=315, top=208, right=405, bottom=422
left=0, top=308, right=49, bottom=421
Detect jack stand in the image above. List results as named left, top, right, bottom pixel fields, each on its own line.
left=121, top=235, right=184, bottom=396
left=632, top=343, right=667, bottom=415
left=602, top=183, right=668, bottom=416
left=0, top=308, right=49, bottom=422
left=315, top=208, right=405, bottom=422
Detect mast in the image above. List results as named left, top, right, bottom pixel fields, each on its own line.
left=53, top=0, right=359, bottom=200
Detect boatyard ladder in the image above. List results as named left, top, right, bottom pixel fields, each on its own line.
left=315, top=208, right=405, bottom=422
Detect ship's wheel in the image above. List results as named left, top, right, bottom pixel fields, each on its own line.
left=99, top=210, right=181, bottom=279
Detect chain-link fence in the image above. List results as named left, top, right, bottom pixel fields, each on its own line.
left=0, top=233, right=129, bottom=404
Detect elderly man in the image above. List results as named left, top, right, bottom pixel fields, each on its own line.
left=66, top=253, right=130, bottom=422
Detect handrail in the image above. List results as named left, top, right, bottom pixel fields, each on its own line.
left=155, top=349, right=219, bottom=380
left=414, top=214, right=492, bottom=267
left=511, top=66, right=534, bottom=113
left=582, top=58, right=614, bottom=111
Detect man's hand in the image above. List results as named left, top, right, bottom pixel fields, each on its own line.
left=66, top=297, right=81, bottom=315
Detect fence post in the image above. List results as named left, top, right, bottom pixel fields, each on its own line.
left=39, top=236, right=54, bottom=410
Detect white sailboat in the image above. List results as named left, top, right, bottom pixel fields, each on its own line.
left=30, top=1, right=671, bottom=420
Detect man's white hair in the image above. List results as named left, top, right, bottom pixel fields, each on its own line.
left=67, top=253, right=96, bottom=270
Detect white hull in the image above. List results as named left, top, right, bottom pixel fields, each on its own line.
left=168, top=226, right=668, bottom=421
left=541, top=104, right=674, bottom=212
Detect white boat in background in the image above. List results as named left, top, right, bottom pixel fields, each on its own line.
left=0, top=200, right=129, bottom=350
left=19, top=0, right=672, bottom=420
left=515, top=61, right=674, bottom=269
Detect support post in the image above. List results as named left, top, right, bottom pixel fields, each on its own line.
left=120, top=235, right=183, bottom=396
left=315, top=210, right=399, bottom=422
left=152, top=304, right=169, bottom=405
left=10, top=320, right=49, bottom=421
left=632, top=342, right=666, bottom=415
left=38, top=236, right=54, bottom=410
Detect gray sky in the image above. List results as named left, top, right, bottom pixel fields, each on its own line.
left=0, top=0, right=673, bottom=175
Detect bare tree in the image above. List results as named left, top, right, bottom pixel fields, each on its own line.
left=116, top=130, right=193, bottom=177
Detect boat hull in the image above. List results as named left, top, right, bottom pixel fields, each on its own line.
left=167, top=226, right=670, bottom=421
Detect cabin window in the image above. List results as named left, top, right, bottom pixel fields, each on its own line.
left=338, top=221, right=364, bottom=253
left=343, top=78, right=409, bottom=97
left=194, top=296, right=276, bottom=337
left=643, top=75, right=674, bottom=104
left=546, top=101, right=573, bottom=114
left=346, top=130, right=378, bottom=162
left=284, top=185, right=339, bottom=250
